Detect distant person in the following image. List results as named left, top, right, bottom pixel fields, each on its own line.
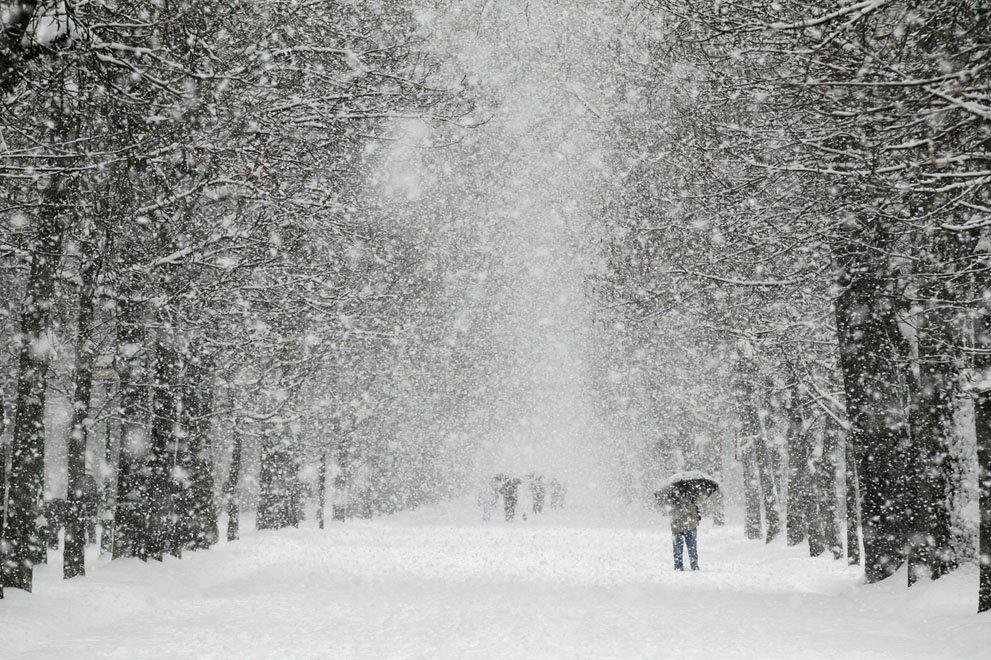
left=477, top=480, right=498, bottom=521
left=530, top=474, right=546, bottom=514
left=548, top=478, right=562, bottom=509
left=499, top=476, right=521, bottom=521
left=665, top=494, right=701, bottom=571
left=519, top=474, right=534, bottom=516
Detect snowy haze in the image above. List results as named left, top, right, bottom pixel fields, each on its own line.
left=5, top=0, right=991, bottom=655
left=370, top=2, right=640, bottom=496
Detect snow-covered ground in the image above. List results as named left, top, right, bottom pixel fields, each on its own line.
left=3, top=502, right=988, bottom=659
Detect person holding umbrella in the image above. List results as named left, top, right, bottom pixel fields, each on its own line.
left=656, top=472, right=719, bottom=572
left=666, top=492, right=701, bottom=571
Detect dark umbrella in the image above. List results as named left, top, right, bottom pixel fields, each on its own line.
left=655, top=471, right=720, bottom=506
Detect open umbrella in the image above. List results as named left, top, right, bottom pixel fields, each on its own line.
left=654, top=470, right=720, bottom=506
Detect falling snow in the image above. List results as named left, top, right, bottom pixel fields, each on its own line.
left=2, top=1, right=991, bottom=658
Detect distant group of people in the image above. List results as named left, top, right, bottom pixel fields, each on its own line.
left=477, top=473, right=567, bottom=521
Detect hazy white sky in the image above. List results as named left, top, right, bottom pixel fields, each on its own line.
left=376, top=2, right=626, bottom=491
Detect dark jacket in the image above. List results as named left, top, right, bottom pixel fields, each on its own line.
left=667, top=500, right=700, bottom=534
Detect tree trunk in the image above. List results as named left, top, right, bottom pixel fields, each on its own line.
left=785, top=386, right=807, bottom=546
left=145, top=335, right=180, bottom=561
left=844, top=437, right=861, bottom=566
left=64, top=226, right=103, bottom=579
left=317, top=450, right=327, bottom=530
left=806, top=459, right=826, bottom=557
left=0, top=1, right=40, bottom=92
left=735, top=362, right=780, bottom=542
left=754, top=411, right=782, bottom=543
left=1, top=391, right=6, bottom=599
left=112, top=293, right=148, bottom=560
left=168, top=368, right=188, bottom=560
left=183, top=352, right=218, bottom=550
left=820, top=419, right=843, bottom=559
left=906, top=390, right=931, bottom=586
left=257, top=432, right=278, bottom=529
left=783, top=383, right=825, bottom=556
left=907, top=291, right=960, bottom=584
left=337, top=433, right=353, bottom=521
left=978, top=388, right=991, bottom=613
left=1, top=209, right=62, bottom=593
left=835, top=251, right=911, bottom=582
left=169, top=352, right=191, bottom=558
left=971, top=229, right=991, bottom=612
left=742, top=445, right=762, bottom=540
left=225, top=419, right=243, bottom=542
left=100, top=404, right=116, bottom=556
left=257, top=430, right=298, bottom=530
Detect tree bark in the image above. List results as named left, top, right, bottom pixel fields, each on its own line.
left=785, top=386, right=807, bottom=546
left=0, top=1, right=40, bottom=91
left=1, top=391, right=6, bottom=599
left=835, top=245, right=911, bottom=582
left=742, top=445, right=762, bottom=540
left=337, top=432, right=354, bottom=521
left=183, top=352, right=218, bottom=550
left=844, top=436, right=861, bottom=566
left=754, top=410, right=782, bottom=543
left=784, top=384, right=826, bottom=556
left=735, top=362, right=780, bottom=542
left=1, top=208, right=62, bottom=593
left=317, top=450, right=327, bottom=530
left=225, top=419, right=243, bottom=541
left=978, top=388, right=991, bottom=613
left=168, top=366, right=188, bottom=560
left=64, top=226, right=103, bottom=579
left=907, top=287, right=961, bottom=584
left=806, top=463, right=826, bottom=558
left=112, top=292, right=148, bottom=560
left=257, top=431, right=278, bottom=529
left=257, top=429, right=298, bottom=530
left=169, top=353, right=191, bottom=557
left=975, top=260, right=991, bottom=612
left=100, top=401, right=115, bottom=556
left=820, top=418, right=843, bottom=559
left=145, top=335, right=180, bottom=561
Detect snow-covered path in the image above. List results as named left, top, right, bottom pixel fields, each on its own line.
left=3, top=503, right=988, bottom=659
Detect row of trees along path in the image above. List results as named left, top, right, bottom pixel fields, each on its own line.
left=3, top=0, right=991, bottom=619
left=0, top=1, right=475, bottom=597
left=590, top=0, right=991, bottom=613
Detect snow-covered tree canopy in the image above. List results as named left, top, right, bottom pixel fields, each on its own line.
left=2, top=0, right=991, bottom=621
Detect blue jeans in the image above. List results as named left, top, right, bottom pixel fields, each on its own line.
left=673, top=529, right=699, bottom=570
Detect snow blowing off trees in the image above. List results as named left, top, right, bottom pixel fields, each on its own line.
left=2, top=1, right=991, bottom=658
